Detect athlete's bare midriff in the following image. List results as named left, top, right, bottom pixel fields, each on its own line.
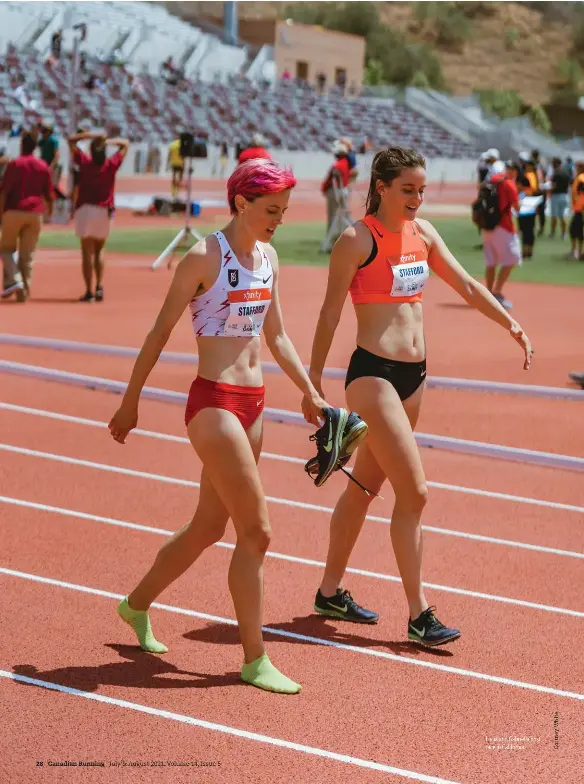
left=195, top=335, right=264, bottom=386
left=354, top=301, right=425, bottom=362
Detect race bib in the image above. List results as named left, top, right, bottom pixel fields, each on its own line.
left=224, top=287, right=271, bottom=336
left=389, top=257, right=429, bottom=298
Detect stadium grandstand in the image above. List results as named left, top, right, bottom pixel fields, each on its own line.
left=0, top=0, right=479, bottom=160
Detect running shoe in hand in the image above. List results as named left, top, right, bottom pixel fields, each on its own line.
left=305, top=409, right=368, bottom=487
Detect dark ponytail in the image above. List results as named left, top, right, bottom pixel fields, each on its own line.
left=365, top=147, right=426, bottom=215
left=90, top=136, right=107, bottom=167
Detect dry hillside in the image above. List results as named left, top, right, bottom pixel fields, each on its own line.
left=168, top=1, right=577, bottom=105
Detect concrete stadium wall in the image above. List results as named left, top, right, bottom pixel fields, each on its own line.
left=1, top=136, right=477, bottom=183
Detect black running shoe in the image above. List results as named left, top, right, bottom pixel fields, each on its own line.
left=306, top=407, right=349, bottom=487
left=314, top=588, right=379, bottom=624
left=95, top=285, right=104, bottom=302
left=338, top=411, right=368, bottom=467
left=408, top=606, right=460, bottom=647
left=305, top=410, right=367, bottom=481
left=79, top=291, right=95, bottom=302
left=568, top=371, right=584, bottom=388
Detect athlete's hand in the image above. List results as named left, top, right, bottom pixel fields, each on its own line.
left=108, top=404, right=138, bottom=444
left=302, top=388, right=328, bottom=427
left=510, top=323, right=534, bottom=370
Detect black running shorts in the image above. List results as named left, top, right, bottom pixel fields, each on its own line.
left=345, top=345, right=426, bottom=401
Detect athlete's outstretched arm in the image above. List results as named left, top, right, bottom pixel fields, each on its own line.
left=304, top=225, right=369, bottom=400
left=109, top=241, right=209, bottom=443
left=417, top=219, right=533, bottom=370
left=262, top=246, right=328, bottom=425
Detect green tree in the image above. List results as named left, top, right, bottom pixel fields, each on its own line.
left=285, top=1, right=446, bottom=90
left=415, top=2, right=473, bottom=51
left=368, top=27, right=446, bottom=90
left=363, top=59, right=384, bottom=87
left=475, top=88, right=523, bottom=118
left=412, top=70, right=430, bottom=89
left=284, top=1, right=379, bottom=35
left=320, top=1, right=380, bottom=39
left=551, top=59, right=583, bottom=105
left=528, top=105, right=552, bottom=134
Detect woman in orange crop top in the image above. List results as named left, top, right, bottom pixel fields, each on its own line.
left=302, top=147, right=534, bottom=646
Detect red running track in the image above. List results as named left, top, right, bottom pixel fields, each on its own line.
left=0, top=377, right=583, bottom=782
left=1, top=250, right=583, bottom=782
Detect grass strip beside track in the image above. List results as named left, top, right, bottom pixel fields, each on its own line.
left=38, top=219, right=584, bottom=286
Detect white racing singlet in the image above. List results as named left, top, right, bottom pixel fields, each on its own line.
left=189, top=231, right=273, bottom=338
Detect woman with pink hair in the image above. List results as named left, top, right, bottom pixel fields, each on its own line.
left=108, top=160, right=330, bottom=694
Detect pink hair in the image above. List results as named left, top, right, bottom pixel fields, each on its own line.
left=227, top=159, right=297, bottom=214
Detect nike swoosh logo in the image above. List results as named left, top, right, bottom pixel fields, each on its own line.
left=372, top=224, right=383, bottom=238
left=412, top=626, right=425, bottom=637
left=262, top=274, right=272, bottom=284
left=328, top=602, right=347, bottom=613
left=323, top=420, right=333, bottom=453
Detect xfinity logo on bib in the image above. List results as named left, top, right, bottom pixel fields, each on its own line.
left=243, top=290, right=262, bottom=301
left=400, top=253, right=416, bottom=263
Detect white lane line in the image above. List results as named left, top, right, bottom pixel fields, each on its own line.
left=0, top=671, right=462, bottom=784
left=421, top=481, right=584, bottom=515
left=1, top=441, right=582, bottom=560
left=1, top=567, right=583, bottom=703
left=2, top=401, right=583, bottom=516
left=1, top=494, right=582, bottom=618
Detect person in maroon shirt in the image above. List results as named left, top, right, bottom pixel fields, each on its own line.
left=68, top=130, right=129, bottom=302
left=0, top=131, right=53, bottom=302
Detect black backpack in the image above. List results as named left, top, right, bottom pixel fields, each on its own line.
left=472, top=180, right=501, bottom=230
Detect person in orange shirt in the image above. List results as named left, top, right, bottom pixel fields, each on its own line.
left=302, top=147, right=534, bottom=646
left=568, top=161, right=584, bottom=260
left=516, top=156, right=540, bottom=258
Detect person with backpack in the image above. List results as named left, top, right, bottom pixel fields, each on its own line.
left=471, top=149, right=499, bottom=249
left=477, top=160, right=521, bottom=310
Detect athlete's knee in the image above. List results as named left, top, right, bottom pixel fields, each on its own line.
left=395, top=482, right=428, bottom=513
left=237, top=520, right=272, bottom=555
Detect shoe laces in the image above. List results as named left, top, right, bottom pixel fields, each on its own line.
left=418, top=606, right=444, bottom=630
left=339, top=589, right=357, bottom=609
left=338, top=465, right=382, bottom=499
left=309, top=425, right=329, bottom=451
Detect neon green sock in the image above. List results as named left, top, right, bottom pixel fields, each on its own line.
left=117, top=597, right=168, bottom=654
left=240, top=654, right=301, bottom=694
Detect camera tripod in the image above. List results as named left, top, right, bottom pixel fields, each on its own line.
left=152, top=158, right=203, bottom=270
